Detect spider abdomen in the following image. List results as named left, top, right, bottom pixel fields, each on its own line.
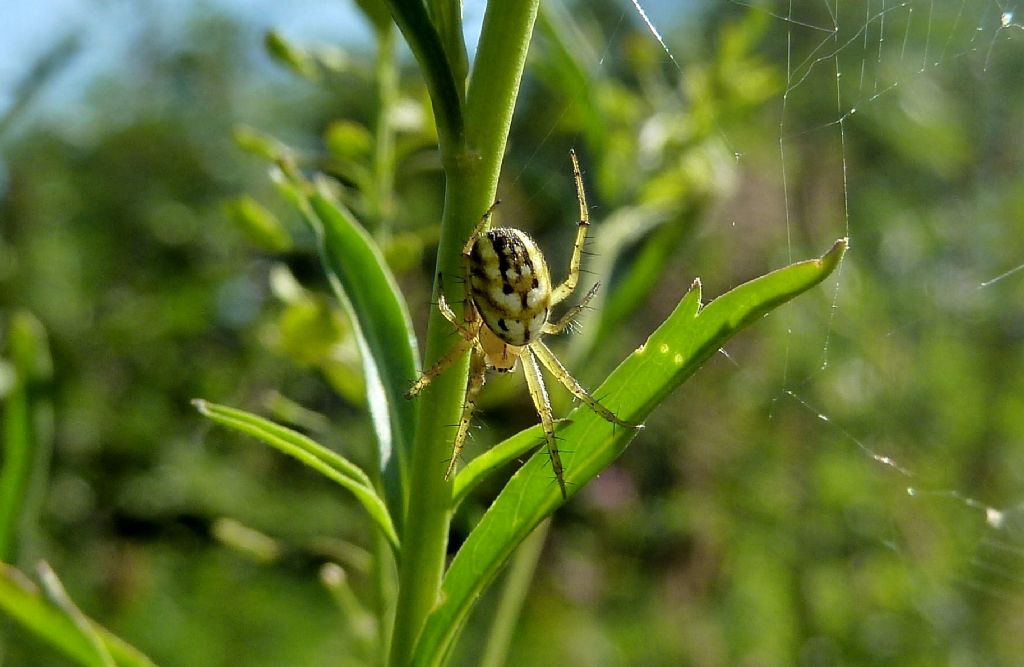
left=469, top=227, right=552, bottom=346
left=406, top=151, right=634, bottom=499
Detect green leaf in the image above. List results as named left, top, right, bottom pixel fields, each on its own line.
left=353, top=0, right=393, bottom=34
left=413, top=239, right=848, bottom=665
left=324, top=120, right=374, bottom=161
left=0, top=562, right=157, bottom=667
left=385, top=0, right=464, bottom=151
left=426, top=0, right=468, bottom=93
left=35, top=562, right=115, bottom=667
left=232, top=125, right=292, bottom=164
left=193, top=400, right=400, bottom=551
left=299, top=178, right=420, bottom=521
left=264, top=30, right=320, bottom=81
left=0, top=310, right=53, bottom=562
left=479, top=519, right=551, bottom=667
left=451, top=422, right=570, bottom=509
left=223, top=195, right=293, bottom=253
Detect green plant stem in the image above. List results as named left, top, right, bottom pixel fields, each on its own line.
left=413, top=240, right=848, bottom=664
left=480, top=519, right=550, bottom=667
left=388, top=2, right=540, bottom=665
left=464, top=0, right=541, bottom=165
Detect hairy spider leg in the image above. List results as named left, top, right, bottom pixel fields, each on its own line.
left=404, top=291, right=480, bottom=399
left=444, top=345, right=489, bottom=480
left=551, top=149, right=591, bottom=306
left=464, top=201, right=501, bottom=256
left=521, top=347, right=568, bottom=498
left=436, top=284, right=461, bottom=326
left=530, top=339, right=634, bottom=427
left=542, top=282, right=601, bottom=336
left=404, top=334, right=474, bottom=399
left=408, top=151, right=637, bottom=492
left=409, top=202, right=505, bottom=476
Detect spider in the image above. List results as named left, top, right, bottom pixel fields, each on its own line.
left=406, top=150, right=636, bottom=498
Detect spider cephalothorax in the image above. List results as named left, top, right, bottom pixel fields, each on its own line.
left=406, top=150, right=636, bottom=498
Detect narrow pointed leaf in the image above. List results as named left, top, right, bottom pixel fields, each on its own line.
left=0, top=563, right=157, bottom=667
left=386, top=0, right=464, bottom=148
left=194, top=400, right=399, bottom=550
left=300, top=179, right=419, bottom=521
left=413, top=239, right=848, bottom=665
left=451, top=422, right=569, bottom=509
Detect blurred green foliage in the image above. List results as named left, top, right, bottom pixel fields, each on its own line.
left=2, top=1, right=1023, bottom=665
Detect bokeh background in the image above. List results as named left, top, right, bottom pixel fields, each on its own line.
left=2, top=0, right=1024, bottom=664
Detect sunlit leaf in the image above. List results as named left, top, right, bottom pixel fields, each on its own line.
left=451, top=422, right=569, bottom=509
left=300, top=179, right=420, bottom=519
left=413, top=239, right=848, bottom=665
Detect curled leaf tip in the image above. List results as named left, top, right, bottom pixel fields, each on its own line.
left=828, top=237, right=849, bottom=255
left=817, top=238, right=849, bottom=271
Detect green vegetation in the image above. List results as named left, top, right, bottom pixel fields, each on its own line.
left=1, top=1, right=1021, bottom=665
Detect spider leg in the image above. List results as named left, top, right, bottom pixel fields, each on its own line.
left=445, top=345, right=489, bottom=480
left=531, top=339, right=636, bottom=428
left=463, top=201, right=500, bottom=255
left=522, top=347, right=568, bottom=499
left=431, top=272, right=472, bottom=331
left=543, top=282, right=600, bottom=336
left=551, top=149, right=590, bottom=306
left=438, top=292, right=457, bottom=326
left=405, top=334, right=475, bottom=399
left=407, top=270, right=483, bottom=400
left=437, top=291, right=473, bottom=334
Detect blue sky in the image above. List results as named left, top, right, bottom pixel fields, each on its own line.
left=0, top=0, right=688, bottom=130
left=1, top=0, right=490, bottom=114
left=0, top=0, right=384, bottom=123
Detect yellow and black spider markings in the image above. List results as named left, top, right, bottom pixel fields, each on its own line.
left=406, top=150, right=638, bottom=499
left=468, top=227, right=552, bottom=349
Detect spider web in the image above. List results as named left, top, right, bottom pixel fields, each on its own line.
left=748, top=0, right=1024, bottom=632
left=504, top=0, right=1024, bottom=662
